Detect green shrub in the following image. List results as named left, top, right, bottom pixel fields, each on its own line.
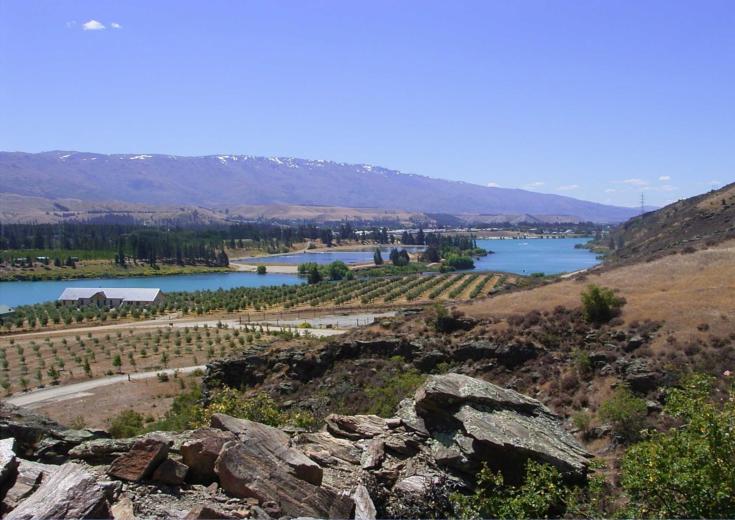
left=452, top=460, right=567, bottom=519
left=192, top=388, right=316, bottom=430
left=256, top=265, right=267, bottom=274
left=366, top=368, right=425, bottom=417
left=108, top=409, right=145, bottom=438
left=580, top=284, right=624, bottom=324
left=444, top=255, right=475, bottom=270
left=598, top=386, right=647, bottom=442
left=620, top=374, right=735, bottom=518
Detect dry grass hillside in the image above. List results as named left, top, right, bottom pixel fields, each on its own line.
left=603, top=182, right=735, bottom=262
left=459, top=240, right=735, bottom=351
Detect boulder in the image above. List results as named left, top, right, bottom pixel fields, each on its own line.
left=110, top=497, right=135, bottom=520
left=108, top=435, right=169, bottom=482
left=618, top=359, right=664, bottom=393
left=214, top=441, right=353, bottom=519
left=624, top=335, right=645, bottom=352
left=414, top=373, right=590, bottom=478
left=0, top=437, right=19, bottom=494
left=5, top=463, right=113, bottom=520
left=68, top=438, right=136, bottom=465
left=152, top=458, right=188, bottom=485
left=211, top=414, right=322, bottom=486
left=353, top=484, right=377, bottom=520
left=360, top=439, right=385, bottom=470
left=180, top=428, right=236, bottom=483
left=1, top=459, right=56, bottom=513
left=325, top=414, right=387, bottom=440
left=453, top=341, right=538, bottom=367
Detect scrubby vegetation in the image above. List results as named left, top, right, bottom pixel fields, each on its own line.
left=581, top=284, right=625, bottom=324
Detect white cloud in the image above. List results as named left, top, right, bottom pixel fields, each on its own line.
left=660, top=185, right=677, bottom=192
left=658, top=175, right=671, bottom=181
left=604, top=188, right=617, bottom=193
left=486, top=182, right=500, bottom=188
left=82, top=19, right=106, bottom=30
left=557, top=184, right=579, bottom=191
left=110, top=22, right=122, bottom=29
left=621, top=178, right=649, bottom=187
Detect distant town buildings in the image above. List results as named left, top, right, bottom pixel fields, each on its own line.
left=58, top=288, right=164, bottom=308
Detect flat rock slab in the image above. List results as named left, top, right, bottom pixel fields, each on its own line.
left=325, top=414, right=387, bottom=440
left=68, top=438, right=135, bottom=465
left=5, top=462, right=112, bottom=520
left=108, top=435, right=169, bottom=482
left=215, top=441, right=353, bottom=519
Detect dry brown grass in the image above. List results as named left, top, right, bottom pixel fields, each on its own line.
left=34, top=374, right=202, bottom=429
left=460, top=241, right=735, bottom=350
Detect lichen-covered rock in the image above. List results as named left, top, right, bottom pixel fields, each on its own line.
left=68, top=438, right=136, bottom=465
left=414, top=373, right=591, bottom=477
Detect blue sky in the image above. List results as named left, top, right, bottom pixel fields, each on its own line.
left=1, top=1, right=732, bottom=207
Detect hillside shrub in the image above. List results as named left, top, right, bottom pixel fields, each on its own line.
left=192, top=388, right=316, bottom=430
left=580, top=284, right=624, bottom=324
left=256, top=265, right=266, bottom=274
left=598, top=386, right=647, bottom=442
left=366, top=366, right=426, bottom=417
left=620, top=374, right=735, bottom=518
left=108, top=409, right=145, bottom=438
left=452, top=461, right=567, bottom=519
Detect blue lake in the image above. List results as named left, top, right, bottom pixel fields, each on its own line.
left=473, top=237, right=599, bottom=275
left=0, top=272, right=302, bottom=308
left=0, top=239, right=598, bottom=307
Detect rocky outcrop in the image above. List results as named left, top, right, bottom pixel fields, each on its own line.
left=414, top=373, right=590, bottom=478
left=0, top=403, right=107, bottom=462
left=1, top=373, right=590, bottom=519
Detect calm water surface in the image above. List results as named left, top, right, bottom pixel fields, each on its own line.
left=0, top=239, right=598, bottom=307
left=474, top=237, right=599, bottom=275
left=0, top=272, right=301, bottom=307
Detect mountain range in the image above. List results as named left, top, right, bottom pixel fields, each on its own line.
left=0, top=151, right=643, bottom=223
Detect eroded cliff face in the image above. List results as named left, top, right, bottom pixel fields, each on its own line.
left=0, top=374, right=589, bottom=519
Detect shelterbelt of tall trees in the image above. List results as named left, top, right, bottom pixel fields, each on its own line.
left=0, top=223, right=316, bottom=267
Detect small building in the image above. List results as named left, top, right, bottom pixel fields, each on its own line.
left=58, top=288, right=164, bottom=308
left=0, top=305, right=15, bottom=320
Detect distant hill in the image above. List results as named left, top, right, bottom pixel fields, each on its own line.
left=604, top=182, right=735, bottom=261
left=0, top=151, right=641, bottom=223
